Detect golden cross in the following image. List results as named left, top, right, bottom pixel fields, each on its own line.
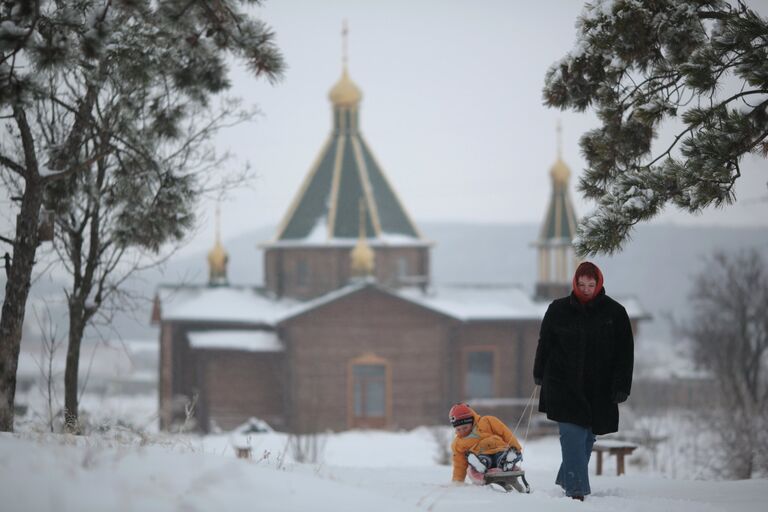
left=342, top=19, right=349, bottom=68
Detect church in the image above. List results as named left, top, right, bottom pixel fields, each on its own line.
left=152, top=48, right=646, bottom=434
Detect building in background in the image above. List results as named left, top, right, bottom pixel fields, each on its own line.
left=533, top=122, right=580, bottom=301
left=153, top=38, right=646, bottom=434
left=260, top=52, right=431, bottom=300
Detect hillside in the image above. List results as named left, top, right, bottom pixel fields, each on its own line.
left=5, top=222, right=768, bottom=344
left=142, top=222, right=768, bottom=342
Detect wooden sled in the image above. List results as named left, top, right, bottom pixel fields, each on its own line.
left=468, top=466, right=532, bottom=493
left=484, top=469, right=532, bottom=493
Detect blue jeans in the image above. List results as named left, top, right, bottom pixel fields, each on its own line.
left=556, top=422, right=595, bottom=497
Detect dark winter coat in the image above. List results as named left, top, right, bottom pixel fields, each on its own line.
left=533, top=289, right=634, bottom=435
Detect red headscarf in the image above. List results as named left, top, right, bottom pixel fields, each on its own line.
left=572, top=261, right=604, bottom=304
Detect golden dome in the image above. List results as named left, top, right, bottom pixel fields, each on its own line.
left=329, top=66, right=362, bottom=107
left=208, top=205, right=228, bottom=284
left=207, top=238, right=228, bottom=283
left=550, top=157, right=571, bottom=185
left=350, top=199, right=375, bottom=276
left=350, top=236, right=375, bottom=276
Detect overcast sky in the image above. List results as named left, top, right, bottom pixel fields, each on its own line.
left=186, top=0, right=768, bottom=257
left=3, top=1, right=766, bottom=259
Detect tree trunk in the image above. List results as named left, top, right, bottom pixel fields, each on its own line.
left=0, top=180, right=42, bottom=431
left=62, top=162, right=102, bottom=435
left=64, top=301, right=86, bottom=434
left=0, top=106, right=43, bottom=432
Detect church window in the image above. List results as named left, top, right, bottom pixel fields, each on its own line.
left=397, top=256, right=409, bottom=278
left=348, top=354, right=391, bottom=428
left=296, top=258, right=309, bottom=286
left=463, top=348, right=496, bottom=399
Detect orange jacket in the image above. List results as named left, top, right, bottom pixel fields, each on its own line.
left=450, top=409, right=522, bottom=482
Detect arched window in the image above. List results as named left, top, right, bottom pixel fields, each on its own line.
left=348, top=353, right=391, bottom=429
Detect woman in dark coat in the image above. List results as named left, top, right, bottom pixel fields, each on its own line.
left=533, top=261, right=634, bottom=501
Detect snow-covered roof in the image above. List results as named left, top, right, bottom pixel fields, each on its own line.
left=277, top=282, right=549, bottom=323
left=159, top=282, right=648, bottom=327
left=618, top=295, right=650, bottom=321
left=275, top=281, right=376, bottom=323
left=635, top=337, right=711, bottom=380
left=401, top=285, right=648, bottom=322
left=187, top=330, right=283, bottom=352
left=398, top=285, right=548, bottom=321
left=261, top=235, right=432, bottom=248
left=159, top=285, right=297, bottom=324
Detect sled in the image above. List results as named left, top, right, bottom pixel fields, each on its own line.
left=468, top=466, right=532, bottom=493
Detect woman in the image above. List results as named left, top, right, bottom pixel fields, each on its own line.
left=533, top=261, right=634, bottom=501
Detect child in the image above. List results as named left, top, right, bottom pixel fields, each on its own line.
left=449, top=402, right=523, bottom=483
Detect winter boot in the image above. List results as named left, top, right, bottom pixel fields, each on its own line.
left=467, top=453, right=487, bottom=474
left=500, top=449, right=522, bottom=471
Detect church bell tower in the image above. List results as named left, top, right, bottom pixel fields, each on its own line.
left=261, top=23, right=431, bottom=299
left=534, top=123, right=579, bottom=300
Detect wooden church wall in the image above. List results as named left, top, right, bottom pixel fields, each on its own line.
left=280, top=287, right=456, bottom=433
left=197, top=350, right=287, bottom=432
left=264, top=246, right=429, bottom=300
left=451, top=320, right=542, bottom=429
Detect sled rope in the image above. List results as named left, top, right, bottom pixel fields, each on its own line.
left=523, top=386, right=539, bottom=447
left=513, top=385, right=540, bottom=450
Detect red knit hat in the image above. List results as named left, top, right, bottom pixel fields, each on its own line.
left=572, top=262, right=604, bottom=304
left=448, top=403, right=474, bottom=427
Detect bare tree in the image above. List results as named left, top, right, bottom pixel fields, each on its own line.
left=178, top=392, right=199, bottom=435
left=0, top=0, right=284, bottom=432
left=39, top=88, right=253, bottom=433
left=287, top=431, right=327, bottom=465
left=428, top=425, right=452, bottom=465
left=682, top=249, right=768, bottom=478
left=30, top=301, right=65, bottom=433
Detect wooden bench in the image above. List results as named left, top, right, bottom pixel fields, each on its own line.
left=592, top=441, right=637, bottom=476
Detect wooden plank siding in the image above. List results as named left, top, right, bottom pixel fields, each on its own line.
left=265, top=246, right=429, bottom=300
left=198, top=351, right=286, bottom=432
left=280, top=287, right=456, bottom=432
left=158, top=288, right=546, bottom=434
left=452, top=320, right=541, bottom=428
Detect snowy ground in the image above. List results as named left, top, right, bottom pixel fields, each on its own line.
left=2, top=427, right=767, bottom=512
left=2, top=391, right=768, bottom=512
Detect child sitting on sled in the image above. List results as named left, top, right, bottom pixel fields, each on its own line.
left=449, top=402, right=523, bottom=484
